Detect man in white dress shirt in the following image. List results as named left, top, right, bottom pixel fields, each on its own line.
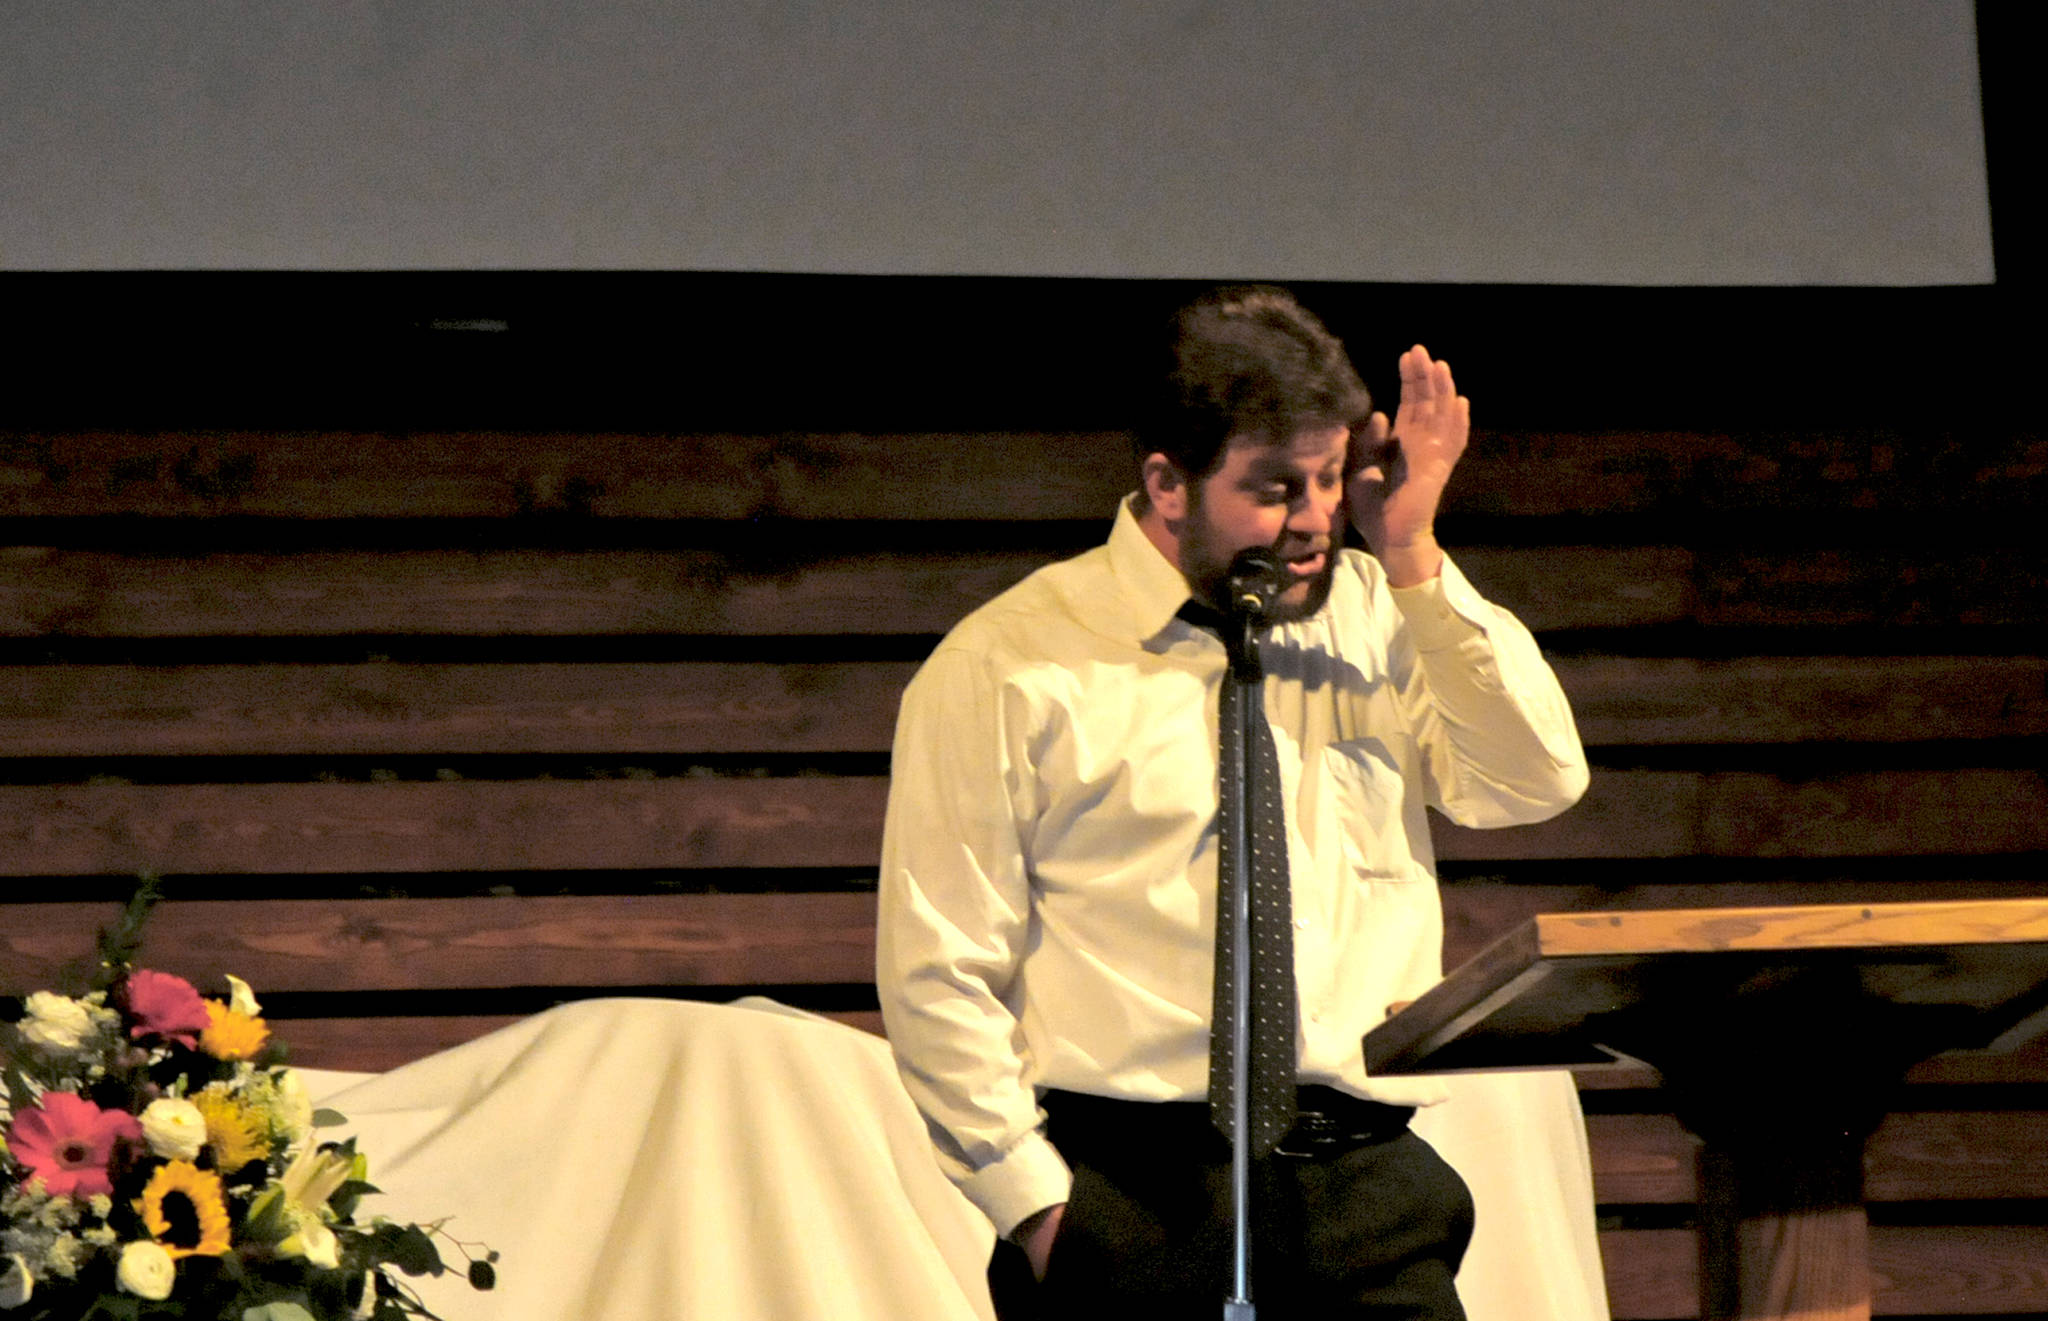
left=877, top=288, right=1588, bottom=1318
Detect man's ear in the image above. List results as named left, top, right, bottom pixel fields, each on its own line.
left=1141, top=453, right=1189, bottom=522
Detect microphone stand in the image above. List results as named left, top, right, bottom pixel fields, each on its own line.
left=1220, top=556, right=1273, bottom=1321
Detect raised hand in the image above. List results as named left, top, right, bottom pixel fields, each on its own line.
left=1347, top=344, right=1469, bottom=587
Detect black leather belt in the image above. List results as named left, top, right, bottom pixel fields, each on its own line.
left=1271, top=1085, right=1415, bottom=1159
left=1041, top=1086, right=1414, bottom=1161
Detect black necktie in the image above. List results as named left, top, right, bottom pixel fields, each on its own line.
left=1179, top=601, right=1298, bottom=1153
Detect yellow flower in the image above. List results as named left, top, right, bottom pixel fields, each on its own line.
left=199, top=1000, right=270, bottom=1060
left=135, top=1161, right=232, bottom=1259
left=192, top=1088, right=272, bottom=1170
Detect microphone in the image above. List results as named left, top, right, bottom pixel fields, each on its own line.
left=1225, top=547, right=1285, bottom=621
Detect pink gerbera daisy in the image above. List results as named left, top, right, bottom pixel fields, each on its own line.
left=6, top=1092, right=143, bottom=1198
left=120, top=969, right=212, bottom=1047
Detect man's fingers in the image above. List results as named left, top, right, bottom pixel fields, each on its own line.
left=1399, top=344, right=1435, bottom=402
left=1348, top=411, right=1392, bottom=477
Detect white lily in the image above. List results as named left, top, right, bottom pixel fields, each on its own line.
left=246, top=1142, right=362, bottom=1268
left=224, top=974, right=263, bottom=1017
left=279, top=1143, right=356, bottom=1210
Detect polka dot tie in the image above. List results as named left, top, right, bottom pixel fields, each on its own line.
left=1183, top=602, right=1298, bottom=1154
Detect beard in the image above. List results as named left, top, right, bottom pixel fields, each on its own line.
left=1180, top=501, right=1339, bottom=625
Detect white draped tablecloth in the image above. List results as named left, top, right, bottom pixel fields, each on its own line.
left=302, top=999, right=1608, bottom=1320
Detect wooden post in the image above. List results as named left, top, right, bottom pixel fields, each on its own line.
left=1698, top=1134, right=1870, bottom=1321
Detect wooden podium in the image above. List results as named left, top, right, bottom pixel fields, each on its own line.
left=1363, top=899, right=2048, bottom=1321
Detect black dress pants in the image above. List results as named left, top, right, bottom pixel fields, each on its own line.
left=988, top=1091, right=1474, bottom=1321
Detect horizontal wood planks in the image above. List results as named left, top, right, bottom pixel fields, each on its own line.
left=7, top=428, right=2045, bottom=522
left=1, top=543, right=1692, bottom=636
left=0, top=662, right=920, bottom=756
left=3, top=654, right=2043, bottom=756
left=10, top=541, right=2048, bottom=635
left=1588, top=1111, right=2048, bottom=1204
left=1599, top=1225, right=2048, bottom=1318
left=3, top=768, right=2043, bottom=876
left=0, top=893, right=879, bottom=993
left=5, top=414, right=2043, bottom=1321
left=0, top=779, right=892, bottom=874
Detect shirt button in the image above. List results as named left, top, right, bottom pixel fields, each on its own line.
left=1294, top=918, right=1310, bottom=930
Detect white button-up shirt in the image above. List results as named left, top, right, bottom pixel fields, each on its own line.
left=877, top=499, right=1588, bottom=1235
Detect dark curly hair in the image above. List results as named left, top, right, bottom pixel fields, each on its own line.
left=1133, top=286, right=1373, bottom=484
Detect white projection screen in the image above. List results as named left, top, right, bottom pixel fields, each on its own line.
left=0, top=1, right=1993, bottom=285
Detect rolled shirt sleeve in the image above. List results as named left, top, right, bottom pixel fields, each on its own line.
left=1387, top=553, right=1590, bottom=828
left=876, top=648, right=1074, bottom=1236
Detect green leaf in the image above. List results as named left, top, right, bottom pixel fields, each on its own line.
left=467, top=1259, right=496, bottom=1290
left=310, top=1108, right=348, bottom=1129
left=371, top=1224, right=443, bottom=1277
left=241, top=1185, right=290, bottom=1243
left=93, top=874, right=165, bottom=984
left=330, top=1178, right=374, bottom=1220
left=78, top=1298, right=144, bottom=1321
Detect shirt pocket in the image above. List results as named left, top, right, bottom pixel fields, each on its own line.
left=1321, top=736, right=1418, bottom=883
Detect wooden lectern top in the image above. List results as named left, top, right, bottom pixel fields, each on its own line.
left=1364, top=898, right=2048, bottom=1077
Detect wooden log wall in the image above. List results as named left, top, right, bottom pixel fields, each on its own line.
left=3, top=275, right=2043, bottom=1318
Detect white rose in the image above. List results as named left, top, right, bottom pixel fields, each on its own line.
left=19, top=993, right=94, bottom=1053
left=140, top=1098, right=208, bottom=1161
left=117, top=1242, right=176, bottom=1301
left=0, top=1254, right=32, bottom=1310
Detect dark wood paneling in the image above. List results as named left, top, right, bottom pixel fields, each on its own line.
left=8, top=429, right=2044, bottom=522
left=1454, top=429, right=2048, bottom=522
left=0, top=779, right=891, bottom=875
left=0, top=431, right=1133, bottom=522
left=0, top=544, right=1687, bottom=637
left=1598, top=1224, right=2048, bottom=1319
left=7, top=655, right=2041, bottom=758
left=4, top=769, right=2042, bottom=876
left=1434, top=767, right=2048, bottom=862
left=0, top=545, right=1046, bottom=638
left=0, top=661, right=919, bottom=757
left=0, top=893, right=878, bottom=993
left=11, top=539, right=2039, bottom=638
left=1588, top=1112, right=2048, bottom=1204
left=1696, top=548, right=2048, bottom=629
left=1561, top=655, right=2048, bottom=746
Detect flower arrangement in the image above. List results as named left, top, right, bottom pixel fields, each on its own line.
left=1, top=888, right=495, bottom=1320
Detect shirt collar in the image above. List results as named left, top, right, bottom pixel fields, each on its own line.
left=1105, top=493, right=1200, bottom=645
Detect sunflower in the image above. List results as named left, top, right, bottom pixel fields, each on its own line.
left=199, top=1000, right=271, bottom=1060
left=136, top=1160, right=232, bottom=1259
left=192, top=1088, right=271, bottom=1171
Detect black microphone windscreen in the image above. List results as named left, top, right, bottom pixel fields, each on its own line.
left=1226, top=547, right=1284, bottom=619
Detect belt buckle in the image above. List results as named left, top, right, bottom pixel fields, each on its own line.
left=1272, top=1109, right=1345, bottom=1160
